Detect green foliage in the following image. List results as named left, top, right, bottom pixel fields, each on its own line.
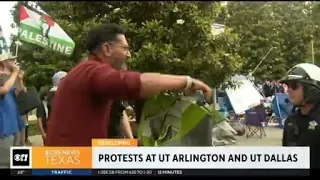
left=10, top=1, right=244, bottom=89
left=138, top=93, right=224, bottom=146
left=309, top=2, right=320, bottom=66
left=226, top=2, right=315, bottom=80
left=10, top=1, right=320, bottom=89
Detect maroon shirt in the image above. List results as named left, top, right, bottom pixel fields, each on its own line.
left=45, top=56, right=141, bottom=146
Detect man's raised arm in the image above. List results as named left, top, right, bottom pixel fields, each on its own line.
left=90, top=64, right=212, bottom=101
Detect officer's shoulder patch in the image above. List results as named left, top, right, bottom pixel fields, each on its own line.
left=308, top=120, right=318, bottom=130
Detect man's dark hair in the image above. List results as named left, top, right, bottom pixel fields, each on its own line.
left=85, top=23, right=126, bottom=54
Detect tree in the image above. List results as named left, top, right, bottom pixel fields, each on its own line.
left=11, top=1, right=244, bottom=90
left=226, top=2, right=314, bottom=80
left=309, top=2, right=320, bottom=66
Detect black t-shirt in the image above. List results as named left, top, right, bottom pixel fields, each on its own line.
left=263, top=83, right=273, bottom=97
left=108, top=100, right=126, bottom=138
left=133, top=99, right=145, bottom=124
left=36, top=101, right=48, bottom=132
left=36, top=90, right=55, bottom=132
left=47, top=91, right=55, bottom=117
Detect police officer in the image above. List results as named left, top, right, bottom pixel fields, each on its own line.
left=281, top=63, right=320, bottom=168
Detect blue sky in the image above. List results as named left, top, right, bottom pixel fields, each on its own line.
left=0, top=1, right=18, bottom=46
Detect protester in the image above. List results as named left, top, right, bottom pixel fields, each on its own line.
left=50, top=71, right=67, bottom=93
left=17, top=113, right=31, bottom=146
left=25, top=113, right=31, bottom=145
left=262, top=80, right=273, bottom=97
left=0, top=53, right=26, bottom=167
left=16, top=70, right=29, bottom=146
left=17, top=114, right=27, bottom=146
left=281, top=63, right=320, bottom=168
left=109, top=100, right=134, bottom=139
left=274, top=81, right=284, bottom=93
left=47, top=71, right=67, bottom=116
left=122, top=104, right=134, bottom=138
left=36, top=87, right=50, bottom=144
left=45, top=23, right=212, bottom=146
left=109, top=64, right=134, bottom=139
left=282, top=83, right=288, bottom=94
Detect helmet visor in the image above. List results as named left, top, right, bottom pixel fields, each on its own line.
left=280, top=74, right=304, bottom=83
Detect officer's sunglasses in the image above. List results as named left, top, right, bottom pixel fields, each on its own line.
left=286, top=82, right=301, bottom=90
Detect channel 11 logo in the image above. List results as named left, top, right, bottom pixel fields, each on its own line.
left=11, top=148, right=30, bottom=167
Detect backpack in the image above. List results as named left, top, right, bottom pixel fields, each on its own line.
left=16, top=86, right=41, bottom=115
left=138, top=92, right=225, bottom=146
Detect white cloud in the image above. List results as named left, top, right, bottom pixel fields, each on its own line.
left=0, top=1, right=18, bottom=46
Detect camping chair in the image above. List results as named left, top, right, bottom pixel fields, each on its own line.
left=244, top=105, right=267, bottom=138
left=267, top=113, right=277, bottom=124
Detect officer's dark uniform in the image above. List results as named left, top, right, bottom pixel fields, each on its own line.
left=283, top=104, right=320, bottom=168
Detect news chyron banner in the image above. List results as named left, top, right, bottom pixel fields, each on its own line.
left=10, top=139, right=310, bottom=176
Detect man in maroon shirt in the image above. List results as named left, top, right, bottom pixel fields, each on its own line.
left=45, top=23, right=212, bottom=146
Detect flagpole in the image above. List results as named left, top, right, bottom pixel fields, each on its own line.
left=15, top=1, right=22, bottom=57
left=250, top=47, right=275, bottom=76
left=15, top=44, right=18, bottom=56
left=15, top=41, right=21, bottom=56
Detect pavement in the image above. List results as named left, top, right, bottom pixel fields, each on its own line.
left=231, top=126, right=282, bottom=146
left=28, top=115, right=37, bottom=122
left=28, top=126, right=283, bottom=147
left=29, top=135, right=43, bottom=146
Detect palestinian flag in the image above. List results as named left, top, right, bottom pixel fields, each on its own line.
left=0, top=25, right=10, bottom=55
left=18, top=1, right=75, bottom=56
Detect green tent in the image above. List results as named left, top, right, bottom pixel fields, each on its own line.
left=138, top=92, right=225, bottom=146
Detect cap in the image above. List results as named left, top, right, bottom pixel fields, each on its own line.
left=0, top=53, right=17, bottom=62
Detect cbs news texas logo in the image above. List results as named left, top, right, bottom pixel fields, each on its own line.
left=11, top=147, right=83, bottom=169
left=10, top=147, right=32, bottom=169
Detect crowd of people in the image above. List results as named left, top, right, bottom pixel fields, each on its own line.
left=0, top=23, right=320, bottom=168
left=260, top=80, right=288, bottom=97
left=254, top=80, right=288, bottom=98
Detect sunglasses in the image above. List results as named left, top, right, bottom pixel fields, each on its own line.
left=286, top=82, right=301, bottom=90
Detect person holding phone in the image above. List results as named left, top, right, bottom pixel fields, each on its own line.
left=0, top=53, right=25, bottom=167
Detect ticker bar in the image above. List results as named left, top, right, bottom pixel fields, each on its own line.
left=10, top=169, right=310, bottom=176
left=92, top=169, right=310, bottom=176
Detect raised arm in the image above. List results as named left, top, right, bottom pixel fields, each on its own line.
left=0, top=71, right=19, bottom=95
left=90, top=64, right=212, bottom=101
left=15, top=70, right=27, bottom=96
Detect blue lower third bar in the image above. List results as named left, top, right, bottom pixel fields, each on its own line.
left=32, top=169, right=92, bottom=176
